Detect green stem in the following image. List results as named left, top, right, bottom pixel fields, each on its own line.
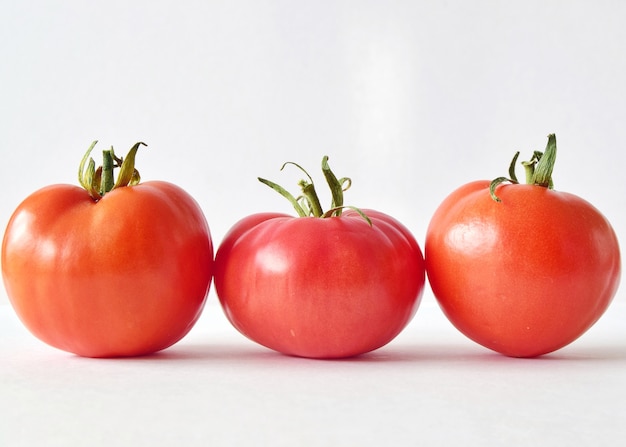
left=522, top=160, right=535, bottom=184
left=299, top=180, right=324, bottom=217
left=101, top=149, right=115, bottom=195
left=259, top=156, right=369, bottom=223
left=489, top=133, right=557, bottom=202
left=78, top=141, right=146, bottom=201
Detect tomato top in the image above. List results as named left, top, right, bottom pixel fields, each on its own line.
left=257, top=155, right=372, bottom=223
left=77, top=140, right=146, bottom=201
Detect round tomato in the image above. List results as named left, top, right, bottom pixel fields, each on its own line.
left=1, top=142, right=213, bottom=357
left=425, top=135, right=621, bottom=357
left=214, top=157, right=425, bottom=359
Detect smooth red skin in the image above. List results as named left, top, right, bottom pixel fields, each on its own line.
left=425, top=180, right=621, bottom=357
left=214, top=210, right=425, bottom=359
left=1, top=181, right=213, bottom=357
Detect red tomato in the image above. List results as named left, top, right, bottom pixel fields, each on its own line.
left=425, top=136, right=621, bottom=357
left=1, top=143, right=213, bottom=357
left=214, top=209, right=425, bottom=358
left=214, top=156, right=425, bottom=359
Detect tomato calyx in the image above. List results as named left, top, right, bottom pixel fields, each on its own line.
left=489, top=133, right=557, bottom=202
left=78, top=141, right=147, bottom=201
left=258, top=156, right=371, bottom=224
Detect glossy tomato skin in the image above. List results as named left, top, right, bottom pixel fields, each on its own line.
left=425, top=181, right=621, bottom=357
left=2, top=181, right=213, bottom=357
left=214, top=210, right=425, bottom=358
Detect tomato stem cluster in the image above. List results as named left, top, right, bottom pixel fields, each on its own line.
left=78, top=141, right=146, bottom=200
left=489, top=133, right=557, bottom=202
left=259, top=156, right=370, bottom=224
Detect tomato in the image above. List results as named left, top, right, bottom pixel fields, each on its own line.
left=425, top=135, right=621, bottom=357
left=1, top=142, right=213, bottom=357
left=214, top=157, right=425, bottom=358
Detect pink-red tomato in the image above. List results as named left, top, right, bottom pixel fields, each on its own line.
left=214, top=209, right=425, bottom=359
left=425, top=180, right=621, bottom=357
left=2, top=181, right=213, bottom=357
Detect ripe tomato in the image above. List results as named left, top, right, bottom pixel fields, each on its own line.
left=425, top=135, right=621, bottom=357
left=1, top=142, right=213, bottom=357
left=214, top=158, right=425, bottom=358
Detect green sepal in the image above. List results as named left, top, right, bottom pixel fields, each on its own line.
left=259, top=156, right=367, bottom=221
left=258, top=177, right=308, bottom=217
left=77, top=141, right=146, bottom=201
left=489, top=134, right=557, bottom=203
left=322, top=156, right=344, bottom=216
left=114, top=142, right=145, bottom=189
left=532, top=134, right=557, bottom=187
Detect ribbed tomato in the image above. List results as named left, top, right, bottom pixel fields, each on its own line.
left=214, top=157, right=425, bottom=358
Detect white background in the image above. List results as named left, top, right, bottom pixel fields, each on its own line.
left=1, top=1, right=625, bottom=446
left=2, top=0, right=625, bottom=260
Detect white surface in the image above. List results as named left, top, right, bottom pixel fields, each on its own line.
left=1, top=290, right=625, bottom=447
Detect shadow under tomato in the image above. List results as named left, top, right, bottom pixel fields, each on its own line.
left=79, top=339, right=626, bottom=365
left=530, top=345, right=626, bottom=362
left=307, top=342, right=626, bottom=364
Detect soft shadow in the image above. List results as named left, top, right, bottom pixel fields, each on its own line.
left=157, top=341, right=501, bottom=364
left=533, top=344, right=626, bottom=362
left=368, top=344, right=626, bottom=363
left=328, top=342, right=626, bottom=364
left=141, top=342, right=283, bottom=362
left=74, top=340, right=626, bottom=364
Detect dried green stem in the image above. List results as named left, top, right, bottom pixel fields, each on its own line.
left=489, top=134, right=557, bottom=202
left=78, top=141, right=146, bottom=201
left=259, top=156, right=370, bottom=224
